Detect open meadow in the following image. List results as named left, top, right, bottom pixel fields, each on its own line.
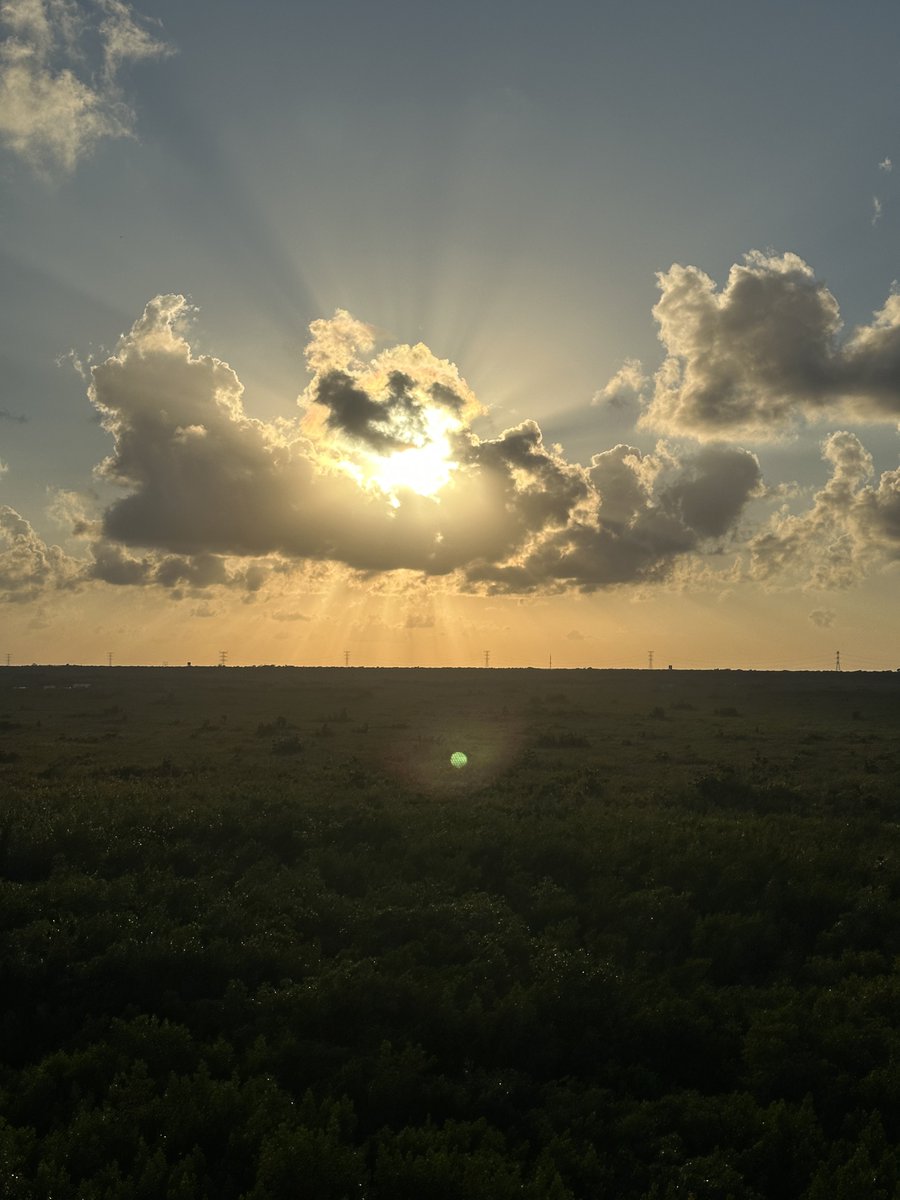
left=2, top=666, right=900, bottom=1198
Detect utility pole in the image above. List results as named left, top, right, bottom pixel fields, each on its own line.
left=484, top=649, right=490, bottom=668
left=5, top=653, right=10, bottom=667
left=835, top=650, right=842, bottom=672
left=549, top=652, right=552, bottom=670
left=218, top=650, right=227, bottom=667
left=107, top=651, right=113, bottom=668
left=648, top=650, right=654, bottom=670
left=344, top=650, right=350, bottom=667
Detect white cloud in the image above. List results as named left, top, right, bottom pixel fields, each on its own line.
left=872, top=196, right=883, bottom=226
left=879, top=157, right=893, bottom=172
left=0, top=0, right=170, bottom=174
left=0, top=504, right=80, bottom=601
left=592, top=357, right=648, bottom=412
left=750, top=431, right=900, bottom=590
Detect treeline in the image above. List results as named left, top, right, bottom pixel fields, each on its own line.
left=2, top=758, right=900, bottom=1197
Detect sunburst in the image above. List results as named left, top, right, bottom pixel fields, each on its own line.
left=342, top=404, right=462, bottom=504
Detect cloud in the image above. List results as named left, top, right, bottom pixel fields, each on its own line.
left=749, top=431, right=900, bottom=589
left=642, top=251, right=900, bottom=439
left=0, top=0, right=170, bottom=174
left=87, top=297, right=594, bottom=581
left=466, top=442, right=761, bottom=593
left=12, top=293, right=898, bottom=606
left=660, top=444, right=763, bottom=538
left=82, top=536, right=290, bottom=595
left=643, top=252, right=842, bottom=439
left=0, top=504, right=80, bottom=601
left=809, top=608, right=836, bottom=628
left=879, top=157, right=893, bottom=172
left=97, top=0, right=166, bottom=76
left=592, top=358, right=648, bottom=412
left=64, top=296, right=769, bottom=597
left=872, top=196, right=883, bottom=226
left=0, top=408, right=27, bottom=423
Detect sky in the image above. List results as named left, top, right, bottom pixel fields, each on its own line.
left=2, top=0, right=900, bottom=669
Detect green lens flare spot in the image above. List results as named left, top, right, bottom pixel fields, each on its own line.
left=450, top=751, right=468, bottom=769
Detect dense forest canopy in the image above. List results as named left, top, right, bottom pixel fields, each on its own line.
left=2, top=666, right=900, bottom=1198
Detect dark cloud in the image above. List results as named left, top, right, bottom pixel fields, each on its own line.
left=467, top=419, right=590, bottom=531
left=643, top=251, right=900, bottom=438
left=661, top=445, right=763, bottom=538
left=314, top=368, right=467, bottom=453
left=151, top=553, right=229, bottom=590
left=316, top=370, right=406, bottom=452
left=467, top=443, right=761, bottom=593
left=8, top=291, right=900, bottom=605
left=87, top=539, right=151, bottom=586
left=86, top=298, right=593, bottom=583
left=68, top=297, right=778, bottom=596
left=16, top=290, right=900, bottom=609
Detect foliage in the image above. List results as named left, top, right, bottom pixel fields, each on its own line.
left=1, top=665, right=900, bottom=1196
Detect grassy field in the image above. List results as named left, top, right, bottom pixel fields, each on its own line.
left=4, top=664, right=898, bottom=798
left=2, top=666, right=900, bottom=1198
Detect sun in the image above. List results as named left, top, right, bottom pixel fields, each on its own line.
left=370, top=407, right=460, bottom=499
left=347, top=404, right=462, bottom=504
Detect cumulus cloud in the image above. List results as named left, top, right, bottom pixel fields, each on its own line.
left=9, top=290, right=900, bottom=604
left=467, top=442, right=761, bottom=593
left=0, top=0, right=170, bottom=174
left=83, top=536, right=290, bottom=595
left=67, top=295, right=771, bottom=598
left=0, top=504, right=79, bottom=601
left=592, top=358, right=648, bottom=413
left=750, top=431, right=900, bottom=589
left=89, top=296, right=563, bottom=577
left=642, top=251, right=900, bottom=439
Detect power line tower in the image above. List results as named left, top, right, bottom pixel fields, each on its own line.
left=218, top=650, right=228, bottom=667
left=648, top=650, right=654, bottom=670
left=835, top=650, right=842, bottom=672
left=484, top=649, right=490, bottom=668
left=344, top=650, right=350, bottom=667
